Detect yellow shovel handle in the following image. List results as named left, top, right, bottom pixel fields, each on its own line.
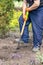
left=20, top=21, right=26, bottom=36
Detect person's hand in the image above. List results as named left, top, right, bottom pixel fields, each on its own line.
left=23, top=15, right=27, bottom=21
left=25, top=8, right=30, bottom=11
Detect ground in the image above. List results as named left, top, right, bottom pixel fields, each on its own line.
left=0, top=31, right=43, bottom=65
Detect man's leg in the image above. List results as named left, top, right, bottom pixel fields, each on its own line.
left=32, top=21, right=42, bottom=52
left=30, top=8, right=43, bottom=51
left=19, top=14, right=31, bottom=43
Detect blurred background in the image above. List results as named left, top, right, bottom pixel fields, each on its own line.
left=0, top=0, right=31, bottom=38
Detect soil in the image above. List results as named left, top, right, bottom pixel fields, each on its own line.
left=0, top=31, right=43, bottom=65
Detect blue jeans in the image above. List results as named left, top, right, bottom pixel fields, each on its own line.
left=18, top=7, right=43, bottom=47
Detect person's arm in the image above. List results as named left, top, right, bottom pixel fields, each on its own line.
left=22, top=0, right=27, bottom=21
left=26, top=0, right=40, bottom=11
left=22, top=0, right=26, bottom=17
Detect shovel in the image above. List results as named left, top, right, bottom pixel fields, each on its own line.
left=17, top=21, right=26, bottom=49
left=17, top=12, right=28, bottom=49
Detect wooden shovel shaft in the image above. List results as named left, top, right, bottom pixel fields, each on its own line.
left=20, top=21, right=26, bottom=36
left=17, top=21, right=26, bottom=49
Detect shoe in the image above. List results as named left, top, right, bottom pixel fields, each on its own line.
left=13, top=38, right=24, bottom=43
left=32, top=46, right=40, bottom=52
left=14, top=38, right=29, bottom=48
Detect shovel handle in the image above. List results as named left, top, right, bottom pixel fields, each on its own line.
left=20, top=21, right=26, bottom=36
